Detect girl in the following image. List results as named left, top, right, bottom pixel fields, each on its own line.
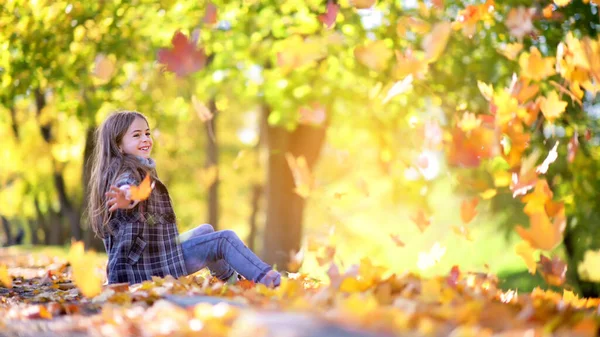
left=88, top=111, right=281, bottom=287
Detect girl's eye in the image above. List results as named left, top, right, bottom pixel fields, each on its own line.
left=133, top=134, right=140, bottom=138
left=145, top=133, right=151, bottom=136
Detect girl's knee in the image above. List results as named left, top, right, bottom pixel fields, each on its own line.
left=220, top=229, right=238, bottom=240
left=194, top=223, right=215, bottom=236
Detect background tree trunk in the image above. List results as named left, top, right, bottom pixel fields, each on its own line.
left=206, top=98, right=219, bottom=229
left=262, top=107, right=327, bottom=269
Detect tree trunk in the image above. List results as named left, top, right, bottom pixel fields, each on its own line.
left=247, top=185, right=262, bottom=251
left=206, top=98, right=219, bottom=229
left=34, top=89, right=82, bottom=242
left=28, top=219, right=39, bottom=245
left=262, top=109, right=327, bottom=269
left=1, top=216, right=12, bottom=246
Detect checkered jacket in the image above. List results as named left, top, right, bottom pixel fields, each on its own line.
left=103, top=168, right=188, bottom=284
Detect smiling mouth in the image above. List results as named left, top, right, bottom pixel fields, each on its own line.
left=139, top=146, right=151, bottom=151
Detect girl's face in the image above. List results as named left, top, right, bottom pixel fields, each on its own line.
left=119, top=117, right=153, bottom=158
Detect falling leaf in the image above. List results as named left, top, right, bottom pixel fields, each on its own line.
left=538, top=254, right=567, bottom=286
left=479, top=189, right=497, bottom=199
left=0, top=265, right=12, bottom=288
left=396, top=17, right=431, bottom=37
left=578, top=249, right=600, bottom=282
left=392, top=49, right=429, bottom=79
left=536, top=141, right=559, bottom=174
left=542, top=4, right=554, bottom=19
left=191, top=95, right=214, bottom=122
left=554, top=0, right=571, bottom=6
left=287, top=249, right=304, bottom=273
left=515, top=211, right=564, bottom=251
left=382, top=74, right=413, bottom=104
left=68, top=241, right=102, bottom=298
left=519, top=47, right=556, bottom=81
left=204, top=2, right=217, bottom=25
left=477, top=81, right=494, bottom=101
left=316, top=246, right=336, bottom=266
left=285, top=153, right=314, bottom=198
left=417, top=242, right=446, bottom=270
left=410, top=209, right=431, bottom=232
left=350, top=0, right=376, bottom=9
left=457, top=112, right=482, bottom=133
left=422, top=21, right=452, bottom=63
left=568, top=132, right=579, bottom=163
left=157, top=31, right=207, bottom=77
left=522, top=179, right=553, bottom=215
left=318, top=0, right=338, bottom=28
left=196, top=165, right=218, bottom=190
left=298, top=103, right=327, bottom=126
left=498, top=43, right=524, bottom=60
left=452, top=0, right=494, bottom=38
left=452, top=225, right=473, bottom=241
left=355, top=40, right=393, bottom=71
left=460, top=198, right=478, bottom=224
left=505, top=7, right=535, bottom=40
left=515, top=241, right=537, bottom=274
left=390, top=233, right=405, bottom=247
left=540, top=91, right=568, bottom=123
left=93, top=54, right=115, bottom=82
left=277, top=35, right=326, bottom=73
left=446, top=266, right=460, bottom=288
left=129, top=173, right=154, bottom=201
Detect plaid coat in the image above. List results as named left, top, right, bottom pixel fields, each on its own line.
left=103, top=168, right=188, bottom=284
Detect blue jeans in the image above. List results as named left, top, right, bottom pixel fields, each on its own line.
left=179, top=224, right=272, bottom=283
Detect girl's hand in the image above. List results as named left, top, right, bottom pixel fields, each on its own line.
left=105, top=186, right=132, bottom=212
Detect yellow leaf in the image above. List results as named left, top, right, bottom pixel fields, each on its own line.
left=285, top=153, right=314, bottom=198
left=129, top=173, right=154, bottom=201
left=339, top=277, right=371, bottom=292
left=493, top=170, right=511, bottom=187
left=518, top=47, right=555, bottom=81
left=497, top=42, right=523, bottom=60
left=396, top=16, right=431, bottom=37
left=493, top=89, right=524, bottom=127
left=68, top=241, right=103, bottom=298
left=420, top=278, right=442, bottom=303
left=0, top=265, right=12, bottom=288
left=191, top=95, right=214, bottom=122
left=578, top=249, right=600, bottom=282
left=457, top=112, right=482, bottom=133
left=479, top=188, right=497, bottom=199
left=515, top=211, right=564, bottom=251
left=515, top=241, right=537, bottom=274
left=477, top=81, right=494, bottom=101
left=540, top=91, right=568, bottom=123
left=554, top=0, right=571, bottom=6
left=422, top=21, right=452, bottom=64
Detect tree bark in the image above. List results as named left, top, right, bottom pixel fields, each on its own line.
left=248, top=185, right=262, bottom=251
left=34, top=89, right=82, bottom=242
left=261, top=108, right=327, bottom=269
left=1, top=216, right=12, bottom=246
left=206, top=98, right=219, bottom=229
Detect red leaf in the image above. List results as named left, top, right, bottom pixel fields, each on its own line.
left=568, top=132, right=579, bottom=163
left=538, top=254, right=567, bottom=286
left=204, top=2, right=218, bottom=25
left=319, top=0, right=338, bottom=28
left=446, top=265, right=460, bottom=288
left=157, top=31, right=207, bottom=77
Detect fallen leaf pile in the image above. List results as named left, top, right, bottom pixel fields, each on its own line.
left=1, top=249, right=599, bottom=337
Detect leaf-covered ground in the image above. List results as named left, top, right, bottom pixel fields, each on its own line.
left=1, top=248, right=599, bottom=337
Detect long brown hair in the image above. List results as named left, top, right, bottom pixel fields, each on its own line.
left=88, top=110, right=151, bottom=238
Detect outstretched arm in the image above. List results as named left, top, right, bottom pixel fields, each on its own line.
left=105, top=185, right=139, bottom=212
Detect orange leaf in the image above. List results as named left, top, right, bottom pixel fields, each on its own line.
left=460, top=198, right=478, bottom=224
left=518, top=47, right=556, bottom=81
left=515, top=211, right=564, bottom=251
left=316, top=246, right=336, bottom=266
left=203, top=2, right=218, bottom=25
left=129, top=173, right=154, bottom=201
left=350, top=0, right=376, bottom=9
left=285, top=153, right=314, bottom=198
left=410, top=209, right=431, bottom=232
left=355, top=40, right=393, bottom=71
left=390, top=233, right=405, bottom=247
left=522, top=179, right=553, bottom=215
